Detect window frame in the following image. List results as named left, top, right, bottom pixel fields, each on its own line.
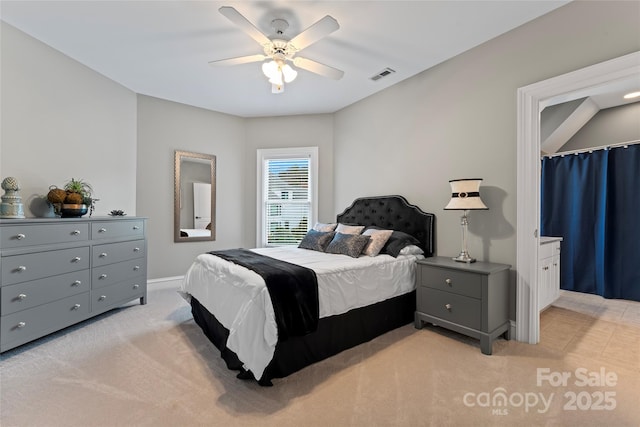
left=256, top=147, right=318, bottom=247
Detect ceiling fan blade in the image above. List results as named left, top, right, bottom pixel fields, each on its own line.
left=219, top=6, right=271, bottom=46
left=293, top=57, right=344, bottom=80
left=289, top=15, right=339, bottom=51
left=209, top=54, right=267, bottom=66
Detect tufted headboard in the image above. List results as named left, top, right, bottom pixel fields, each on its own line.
left=336, top=195, right=435, bottom=257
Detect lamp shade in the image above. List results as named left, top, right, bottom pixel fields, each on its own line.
left=444, top=179, right=488, bottom=210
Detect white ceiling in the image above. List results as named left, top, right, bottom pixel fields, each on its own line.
left=0, top=0, right=592, bottom=118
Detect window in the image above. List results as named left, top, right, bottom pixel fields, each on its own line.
left=257, top=147, right=318, bottom=247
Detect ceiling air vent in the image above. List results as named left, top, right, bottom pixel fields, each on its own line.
left=370, top=68, right=396, bottom=81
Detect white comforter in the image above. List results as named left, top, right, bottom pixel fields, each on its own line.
left=181, top=247, right=422, bottom=379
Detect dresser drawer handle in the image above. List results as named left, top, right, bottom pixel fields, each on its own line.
left=17, top=321, right=26, bottom=329
left=445, top=303, right=452, bottom=311
left=15, top=233, right=26, bottom=240
left=98, top=228, right=107, bottom=233
left=16, top=265, right=27, bottom=272
left=133, top=284, right=140, bottom=289
left=133, top=225, right=140, bottom=230
left=72, top=280, right=82, bottom=287
left=134, top=265, right=140, bottom=271
left=99, top=295, right=107, bottom=301
left=17, top=293, right=27, bottom=300
left=99, top=252, right=108, bottom=258
left=133, top=247, right=140, bottom=252
left=72, top=304, right=81, bottom=310
left=99, top=274, right=107, bottom=279
left=445, top=278, right=452, bottom=286
left=72, top=230, right=81, bottom=235
left=72, top=257, right=82, bottom=263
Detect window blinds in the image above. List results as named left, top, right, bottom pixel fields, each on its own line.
left=264, top=157, right=311, bottom=246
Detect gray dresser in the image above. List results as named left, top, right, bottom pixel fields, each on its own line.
left=0, top=217, right=147, bottom=352
left=414, top=256, right=511, bottom=355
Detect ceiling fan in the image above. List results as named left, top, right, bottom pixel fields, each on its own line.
left=209, top=6, right=344, bottom=93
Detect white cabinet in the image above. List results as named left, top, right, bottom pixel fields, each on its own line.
left=539, top=237, right=562, bottom=311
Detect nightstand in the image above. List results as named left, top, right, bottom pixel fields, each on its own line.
left=414, top=256, right=511, bottom=355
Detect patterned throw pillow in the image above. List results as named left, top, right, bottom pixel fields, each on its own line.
left=298, top=230, right=335, bottom=252
left=326, top=232, right=371, bottom=258
left=362, top=228, right=394, bottom=256
left=312, top=222, right=337, bottom=232
left=335, top=223, right=365, bottom=234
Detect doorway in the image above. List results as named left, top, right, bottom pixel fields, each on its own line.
left=515, top=51, right=640, bottom=344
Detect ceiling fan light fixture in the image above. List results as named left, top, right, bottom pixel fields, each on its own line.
left=262, top=60, right=278, bottom=79
left=281, top=64, right=298, bottom=83
left=268, top=72, right=283, bottom=86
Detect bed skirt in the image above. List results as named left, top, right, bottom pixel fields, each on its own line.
left=190, top=290, right=416, bottom=384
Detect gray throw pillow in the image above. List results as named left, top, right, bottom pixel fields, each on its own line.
left=298, top=230, right=335, bottom=252
left=326, top=232, right=371, bottom=258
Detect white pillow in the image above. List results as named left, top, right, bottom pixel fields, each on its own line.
left=399, top=244, right=424, bottom=256
left=313, top=222, right=337, bottom=232
left=362, top=229, right=393, bottom=256
left=335, top=223, right=364, bottom=234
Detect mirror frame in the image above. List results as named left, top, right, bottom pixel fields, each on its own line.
left=174, top=150, right=216, bottom=242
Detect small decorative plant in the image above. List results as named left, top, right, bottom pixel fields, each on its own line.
left=47, top=178, right=98, bottom=216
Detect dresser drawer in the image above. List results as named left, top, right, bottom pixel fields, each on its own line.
left=92, top=239, right=145, bottom=267
left=92, top=279, right=146, bottom=314
left=0, top=223, right=89, bottom=249
left=91, top=220, right=144, bottom=240
left=92, top=259, right=146, bottom=289
left=1, top=246, right=90, bottom=286
left=1, top=270, right=90, bottom=315
left=419, top=287, right=481, bottom=330
left=0, top=292, right=90, bottom=350
left=420, top=267, right=482, bottom=298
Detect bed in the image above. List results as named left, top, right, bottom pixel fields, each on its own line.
left=181, top=195, right=435, bottom=385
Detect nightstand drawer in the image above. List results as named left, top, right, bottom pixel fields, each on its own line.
left=420, top=267, right=482, bottom=298
left=419, top=287, right=481, bottom=330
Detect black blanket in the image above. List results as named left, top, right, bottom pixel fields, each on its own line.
left=208, top=249, right=319, bottom=340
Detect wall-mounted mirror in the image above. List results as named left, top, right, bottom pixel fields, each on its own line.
left=174, top=150, right=216, bottom=242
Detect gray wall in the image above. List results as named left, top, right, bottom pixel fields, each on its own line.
left=136, top=95, right=245, bottom=279
left=0, top=22, right=137, bottom=215
left=559, top=102, right=640, bottom=152
left=334, top=1, right=640, bottom=268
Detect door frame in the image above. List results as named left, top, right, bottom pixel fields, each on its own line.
left=515, top=51, right=640, bottom=343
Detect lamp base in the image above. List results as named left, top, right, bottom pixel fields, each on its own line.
left=452, top=251, right=476, bottom=263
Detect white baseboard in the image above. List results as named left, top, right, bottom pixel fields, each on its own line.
left=148, top=276, right=184, bottom=285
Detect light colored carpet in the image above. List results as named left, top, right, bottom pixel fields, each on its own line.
left=1, top=282, right=638, bottom=427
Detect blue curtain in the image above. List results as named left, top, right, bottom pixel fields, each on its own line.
left=541, top=144, right=640, bottom=301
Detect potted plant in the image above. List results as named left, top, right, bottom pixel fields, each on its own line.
left=45, top=178, right=95, bottom=217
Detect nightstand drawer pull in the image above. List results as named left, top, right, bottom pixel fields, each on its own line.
left=445, top=303, right=452, bottom=311
left=445, top=278, right=452, bottom=286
